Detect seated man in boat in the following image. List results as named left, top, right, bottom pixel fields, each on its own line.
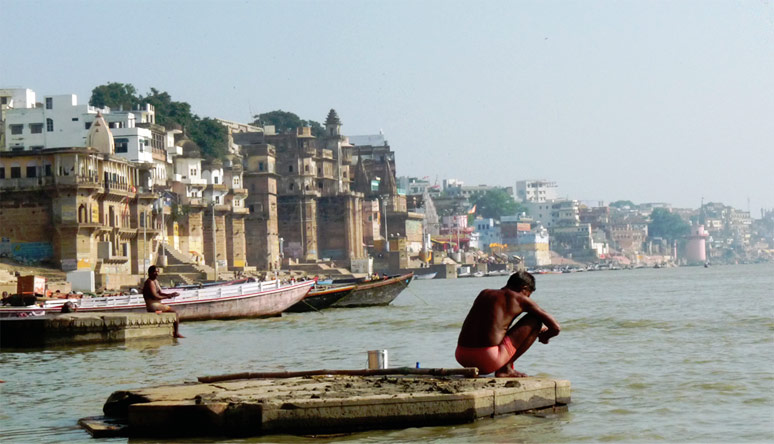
left=456, top=270, right=560, bottom=377
left=143, top=266, right=184, bottom=338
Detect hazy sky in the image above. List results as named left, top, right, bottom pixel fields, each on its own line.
left=3, top=0, right=772, bottom=215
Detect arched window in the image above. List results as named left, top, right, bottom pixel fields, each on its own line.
left=78, top=205, right=87, bottom=223
left=46, top=118, right=54, bottom=132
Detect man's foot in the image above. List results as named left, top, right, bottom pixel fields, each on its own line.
left=174, top=333, right=185, bottom=339
left=494, top=368, right=528, bottom=377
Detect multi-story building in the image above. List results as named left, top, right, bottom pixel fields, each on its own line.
left=516, top=179, right=559, bottom=203
left=0, top=130, right=158, bottom=289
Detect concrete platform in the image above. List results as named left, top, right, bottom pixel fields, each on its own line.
left=0, top=312, right=176, bottom=348
left=80, top=372, right=570, bottom=438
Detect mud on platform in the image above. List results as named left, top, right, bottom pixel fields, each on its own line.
left=80, top=371, right=570, bottom=438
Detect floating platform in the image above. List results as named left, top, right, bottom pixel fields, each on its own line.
left=79, top=368, right=570, bottom=438
left=0, top=312, right=176, bottom=348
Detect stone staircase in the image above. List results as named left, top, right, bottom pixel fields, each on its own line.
left=287, top=262, right=358, bottom=279
left=158, top=245, right=215, bottom=286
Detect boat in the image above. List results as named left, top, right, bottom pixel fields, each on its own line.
left=331, top=272, right=414, bottom=308
left=0, top=280, right=315, bottom=321
left=472, top=271, right=486, bottom=278
left=414, top=272, right=437, bottom=280
left=284, top=283, right=355, bottom=313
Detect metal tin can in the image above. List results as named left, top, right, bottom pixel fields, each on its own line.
left=367, top=349, right=388, bottom=369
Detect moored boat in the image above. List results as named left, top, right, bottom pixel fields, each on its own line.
left=285, top=283, right=355, bottom=313
left=0, top=280, right=314, bottom=321
left=331, top=272, right=413, bottom=308
left=414, top=272, right=437, bottom=280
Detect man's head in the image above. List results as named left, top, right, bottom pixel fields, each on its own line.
left=505, top=270, right=536, bottom=295
left=148, top=265, right=158, bottom=278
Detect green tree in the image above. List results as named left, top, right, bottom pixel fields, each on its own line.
left=252, top=110, right=324, bottom=136
left=141, top=88, right=195, bottom=129
left=188, top=118, right=228, bottom=159
left=89, top=82, right=139, bottom=110
left=610, top=200, right=636, bottom=208
left=648, top=208, right=690, bottom=241
left=470, top=189, right=524, bottom=221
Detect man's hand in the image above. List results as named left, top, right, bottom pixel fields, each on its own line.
left=538, top=325, right=560, bottom=344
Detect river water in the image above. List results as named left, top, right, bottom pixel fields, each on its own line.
left=1, top=263, right=773, bottom=443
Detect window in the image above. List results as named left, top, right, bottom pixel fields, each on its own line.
left=289, top=183, right=294, bottom=191
left=46, top=118, right=54, bottom=132
left=29, top=123, right=43, bottom=134
left=115, top=138, right=128, bottom=153
left=72, top=117, right=79, bottom=121
left=190, top=168, right=197, bottom=176
left=0, top=97, right=7, bottom=105
left=84, top=122, right=92, bottom=130
left=288, top=165, right=293, bottom=173
left=258, top=162, right=264, bottom=171
left=44, top=165, right=52, bottom=176
left=0, top=167, right=4, bottom=179
left=11, top=167, right=21, bottom=179
left=10, top=124, right=23, bottom=135
left=45, top=97, right=52, bottom=109
left=214, top=176, right=219, bottom=184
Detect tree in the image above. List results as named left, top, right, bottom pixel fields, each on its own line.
left=252, top=110, right=324, bottom=136
left=610, top=200, right=636, bottom=208
left=188, top=118, right=228, bottom=159
left=141, top=88, right=195, bottom=129
left=648, top=208, right=690, bottom=241
left=89, top=82, right=139, bottom=110
left=470, top=189, right=524, bottom=221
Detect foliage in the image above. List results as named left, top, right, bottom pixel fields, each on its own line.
left=188, top=118, right=228, bottom=159
left=89, top=82, right=139, bottom=110
left=252, top=110, right=324, bottom=136
left=141, top=88, right=195, bottom=129
left=648, top=208, right=690, bottom=241
left=470, top=189, right=524, bottom=221
left=610, top=200, right=636, bottom=208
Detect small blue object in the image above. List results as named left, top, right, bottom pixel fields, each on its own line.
left=415, top=361, right=420, bottom=368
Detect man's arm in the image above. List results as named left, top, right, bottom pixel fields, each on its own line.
left=516, top=294, right=561, bottom=343
left=155, top=282, right=179, bottom=299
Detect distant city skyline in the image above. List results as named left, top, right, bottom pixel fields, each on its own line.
left=2, top=0, right=772, bottom=216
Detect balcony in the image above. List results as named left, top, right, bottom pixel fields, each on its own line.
left=230, top=187, right=248, bottom=196
left=0, top=176, right=54, bottom=191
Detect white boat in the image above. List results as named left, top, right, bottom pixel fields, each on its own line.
left=0, top=280, right=314, bottom=321
left=414, top=272, right=437, bottom=280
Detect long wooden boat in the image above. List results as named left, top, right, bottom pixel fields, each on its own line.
left=0, top=280, right=314, bottom=321
left=284, top=283, right=356, bottom=313
left=331, top=272, right=414, bottom=308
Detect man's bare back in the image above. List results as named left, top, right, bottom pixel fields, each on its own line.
left=455, top=271, right=560, bottom=377
left=458, top=288, right=526, bottom=348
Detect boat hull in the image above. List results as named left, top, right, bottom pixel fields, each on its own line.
left=331, top=273, right=413, bottom=308
left=285, top=284, right=355, bottom=313
left=0, top=281, right=314, bottom=322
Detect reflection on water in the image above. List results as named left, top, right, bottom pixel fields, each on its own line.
left=1, top=263, right=772, bottom=443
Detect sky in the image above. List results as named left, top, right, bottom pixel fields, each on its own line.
left=2, top=0, right=773, bottom=216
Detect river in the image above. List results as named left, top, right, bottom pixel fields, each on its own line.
left=1, top=263, right=772, bottom=442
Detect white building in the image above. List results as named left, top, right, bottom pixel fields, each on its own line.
left=1, top=89, right=182, bottom=189
left=473, top=217, right=502, bottom=253
left=516, top=179, right=559, bottom=203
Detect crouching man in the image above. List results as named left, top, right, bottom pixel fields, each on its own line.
left=456, top=270, right=560, bottom=377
